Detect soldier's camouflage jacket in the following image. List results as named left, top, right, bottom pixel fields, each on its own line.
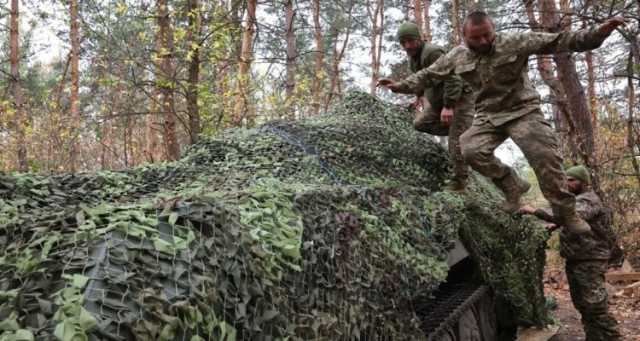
left=396, top=28, right=610, bottom=126
left=534, top=191, right=617, bottom=260
left=407, top=43, right=466, bottom=114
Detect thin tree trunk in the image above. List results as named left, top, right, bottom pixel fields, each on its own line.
left=10, top=0, right=27, bottom=172
left=284, top=0, right=297, bottom=120
left=156, top=0, right=180, bottom=160
left=539, top=0, right=600, bottom=191
left=586, top=50, right=597, bottom=125
left=70, top=0, right=80, bottom=171
left=311, top=0, right=324, bottom=116
left=187, top=0, right=201, bottom=143
left=368, top=0, right=384, bottom=95
left=451, top=0, right=461, bottom=45
left=581, top=1, right=598, bottom=129
left=422, top=0, right=431, bottom=42
left=233, top=0, right=257, bottom=126
left=414, top=0, right=423, bottom=39
left=325, top=1, right=354, bottom=111
left=146, top=27, right=161, bottom=163
left=523, top=0, right=570, bottom=133
left=627, top=52, right=640, bottom=186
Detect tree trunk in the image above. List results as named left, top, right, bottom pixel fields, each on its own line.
left=627, top=52, right=640, bottom=186
left=285, top=0, right=297, bottom=120
left=233, top=0, right=257, bottom=126
left=10, top=0, right=27, bottom=172
left=368, top=0, right=384, bottom=95
left=156, top=0, right=180, bottom=160
left=146, top=92, right=160, bottom=163
left=414, top=0, right=423, bottom=40
left=539, top=0, right=600, bottom=191
left=70, top=0, right=80, bottom=171
left=423, top=0, right=431, bottom=42
left=586, top=49, right=597, bottom=126
left=450, top=0, right=461, bottom=45
left=187, top=0, right=201, bottom=143
left=325, top=2, right=354, bottom=112
left=311, top=0, right=324, bottom=116
left=581, top=5, right=598, bottom=129
left=522, top=0, right=571, bottom=133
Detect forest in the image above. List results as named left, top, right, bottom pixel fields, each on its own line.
left=1, top=0, right=640, bottom=339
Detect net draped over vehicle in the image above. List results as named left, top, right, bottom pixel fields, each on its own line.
left=0, top=92, right=550, bottom=340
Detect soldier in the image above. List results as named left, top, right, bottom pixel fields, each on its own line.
left=378, top=11, right=625, bottom=234
left=380, top=22, right=474, bottom=192
left=519, top=165, right=622, bottom=341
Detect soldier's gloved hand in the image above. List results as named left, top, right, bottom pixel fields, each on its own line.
left=377, top=78, right=401, bottom=92
left=440, top=107, right=454, bottom=126
left=598, top=16, right=626, bottom=36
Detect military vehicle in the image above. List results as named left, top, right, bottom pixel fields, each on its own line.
left=0, top=92, right=550, bottom=340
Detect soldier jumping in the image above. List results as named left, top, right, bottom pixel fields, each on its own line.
left=379, top=11, right=625, bottom=235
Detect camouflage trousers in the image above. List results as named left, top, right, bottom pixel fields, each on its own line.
left=566, top=259, right=622, bottom=341
left=413, top=96, right=474, bottom=183
left=460, top=110, right=576, bottom=215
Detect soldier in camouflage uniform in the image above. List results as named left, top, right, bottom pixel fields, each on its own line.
left=378, top=11, right=625, bottom=235
left=379, top=22, right=474, bottom=191
left=519, top=166, right=622, bottom=341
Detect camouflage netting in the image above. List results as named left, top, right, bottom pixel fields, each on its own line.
left=0, top=92, right=551, bottom=340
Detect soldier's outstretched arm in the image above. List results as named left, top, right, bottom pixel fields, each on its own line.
left=520, top=16, right=625, bottom=55
left=393, top=50, right=458, bottom=94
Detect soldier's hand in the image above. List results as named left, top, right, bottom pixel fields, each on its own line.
left=377, top=78, right=400, bottom=92
left=544, top=222, right=559, bottom=232
left=598, top=16, right=626, bottom=36
left=440, top=107, right=454, bottom=126
left=410, top=97, right=423, bottom=111
left=518, top=205, right=536, bottom=215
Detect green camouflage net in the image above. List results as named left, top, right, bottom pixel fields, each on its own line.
left=0, top=92, right=550, bottom=340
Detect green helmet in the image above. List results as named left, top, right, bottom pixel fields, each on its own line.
left=566, top=165, right=590, bottom=184
left=396, top=22, right=421, bottom=41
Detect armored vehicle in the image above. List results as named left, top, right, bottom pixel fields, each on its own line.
left=0, top=92, right=550, bottom=340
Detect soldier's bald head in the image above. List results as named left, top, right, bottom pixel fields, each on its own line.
left=464, top=11, right=494, bottom=30
left=463, top=11, right=496, bottom=54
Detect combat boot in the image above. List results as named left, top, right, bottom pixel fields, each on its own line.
left=445, top=177, right=468, bottom=193
left=559, top=210, right=591, bottom=234
left=493, top=171, right=531, bottom=213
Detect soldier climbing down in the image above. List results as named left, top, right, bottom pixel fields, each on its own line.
left=378, top=10, right=625, bottom=235
left=378, top=22, right=474, bottom=192
left=519, top=165, right=623, bottom=341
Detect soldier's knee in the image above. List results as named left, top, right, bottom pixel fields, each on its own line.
left=461, top=143, right=481, bottom=165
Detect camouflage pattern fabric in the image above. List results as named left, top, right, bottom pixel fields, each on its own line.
left=394, top=28, right=612, bottom=215
left=565, top=260, right=622, bottom=341
left=401, top=42, right=474, bottom=185
left=414, top=95, right=474, bottom=184
left=533, top=191, right=622, bottom=340
left=534, top=190, right=619, bottom=261
left=561, top=191, right=618, bottom=261
left=408, top=43, right=466, bottom=114
left=398, top=28, right=611, bottom=125
left=0, top=92, right=553, bottom=340
left=460, top=110, right=575, bottom=214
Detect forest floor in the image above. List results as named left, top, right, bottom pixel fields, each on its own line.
left=545, top=252, right=640, bottom=341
